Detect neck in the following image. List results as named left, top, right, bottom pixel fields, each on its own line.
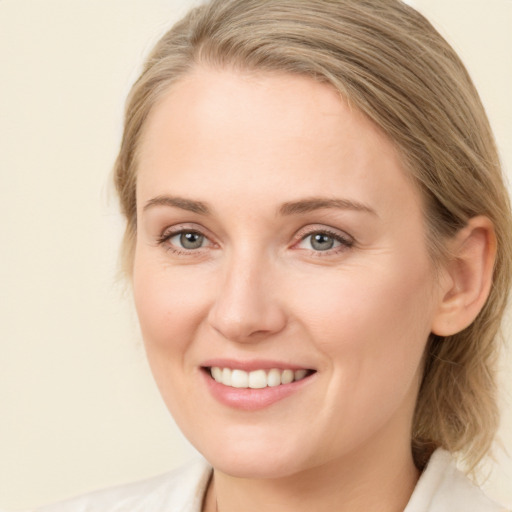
left=203, top=439, right=420, bottom=512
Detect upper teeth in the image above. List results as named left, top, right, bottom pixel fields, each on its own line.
left=210, top=367, right=309, bottom=389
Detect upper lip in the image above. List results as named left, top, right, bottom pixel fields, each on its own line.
left=201, top=358, right=314, bottom=372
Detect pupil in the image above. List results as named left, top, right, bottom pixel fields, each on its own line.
left=311, top=233, right=334, bottom=251
left=180, top=232, right=203, bottom=249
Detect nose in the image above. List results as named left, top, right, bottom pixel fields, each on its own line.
left=207, top=252, right=287, bottom=343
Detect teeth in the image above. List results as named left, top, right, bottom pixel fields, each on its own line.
left=248, top=369, right=267, bottom=389
left=222, top=368, right=232, bottom=386
left=231, top=369, right=248, bottom=388
left=281, top=369, right=294, bottom=384
left=211, top=367, right=222, bottom=381
left=267, top=368, right=282, bottom=387
left=294, top=369, right=308, bottom=381
left=209, top=367, right=311, bottom=388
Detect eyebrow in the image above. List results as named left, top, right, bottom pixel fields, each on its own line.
left=143, top=195, right=210, bottom=215
left=279, top=197, right=377, bottom=216
left=143, top=194, right=377, bottom=217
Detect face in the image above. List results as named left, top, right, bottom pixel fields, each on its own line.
left=134, top=68, right=445, bottom=479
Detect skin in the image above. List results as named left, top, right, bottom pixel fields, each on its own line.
left=133, top=68, right=461, bottom=512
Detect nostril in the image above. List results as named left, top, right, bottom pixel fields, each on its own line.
left=206, top=272, right=287, bottom=343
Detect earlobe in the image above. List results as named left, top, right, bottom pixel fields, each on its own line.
left=431, top=216, right=496, bottom=337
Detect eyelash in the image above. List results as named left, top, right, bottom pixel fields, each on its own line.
left=156, top=226, right=354, bottom=256
left=293, top=227, right=354, bottom=255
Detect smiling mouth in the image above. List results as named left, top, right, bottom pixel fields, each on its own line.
left=206, top=367, right=315, bottom=389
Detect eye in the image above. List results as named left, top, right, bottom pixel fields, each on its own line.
left=296, top=229, right=353, bottom=252
left=170, top=231, right=206, bottom=250
left=307, top=233, right=338, bottom=251
left=169, top=231, right=205, bottom=250
left=157, top=227, right=212, bottom=253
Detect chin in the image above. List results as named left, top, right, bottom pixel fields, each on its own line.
left=206, top=450, right=306, bottom=479
left=191, top=428, right=313, bottom=479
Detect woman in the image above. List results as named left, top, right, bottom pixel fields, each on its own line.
left=36, top=0, right=512, bottom=510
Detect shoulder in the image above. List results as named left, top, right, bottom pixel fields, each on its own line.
left=33, top=458, right=211, bottom=512
left=405, top=449, right=508, bottom=512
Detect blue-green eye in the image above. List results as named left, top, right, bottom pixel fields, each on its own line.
left=169, top=231, right=206, bottom=250
left=309, top=233, right=337, bottom=251
left=298, top=231, right=353, bottom=252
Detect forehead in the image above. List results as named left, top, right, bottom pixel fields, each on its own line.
left=140, top=67, right=394, bottom=162
left=136, top=67, right=423, bottom=219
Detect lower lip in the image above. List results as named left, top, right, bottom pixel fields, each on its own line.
left=202, top=369, right=314, bottom=411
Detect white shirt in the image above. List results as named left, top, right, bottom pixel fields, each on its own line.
left=23, top=449, right=508, bottom=512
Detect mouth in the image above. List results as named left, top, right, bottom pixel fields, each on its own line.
left=200, top=360, right=317, bottom=410
left=206, top=366, right=315, bottom=389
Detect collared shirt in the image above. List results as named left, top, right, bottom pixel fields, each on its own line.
left=24, top=449, right=508, bottom=512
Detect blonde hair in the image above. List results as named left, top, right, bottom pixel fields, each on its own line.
left=114, top=0, right=512, bottom=470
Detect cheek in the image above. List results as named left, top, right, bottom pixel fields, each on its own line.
left=297, top=265, right=435, bottom=448
left=297, top=261, right=434, bottom=343
left=132, top=259, right=208, bottom=413
left=293, top=260, right=435, bottom=398
left=131, top=254, right=215, bottom=407
left=133, top=255, right=208, bottom=346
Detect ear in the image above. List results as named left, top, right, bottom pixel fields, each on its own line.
left=431, top=216, right=496, bottom=337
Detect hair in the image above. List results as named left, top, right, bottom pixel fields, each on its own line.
left=114, top=0, right=512, bottom=471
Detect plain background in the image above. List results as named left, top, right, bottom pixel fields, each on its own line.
left=1, top=0, right=511, bottom=509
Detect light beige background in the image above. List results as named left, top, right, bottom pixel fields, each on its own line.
left=0, top=0, right=511, bottom=509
